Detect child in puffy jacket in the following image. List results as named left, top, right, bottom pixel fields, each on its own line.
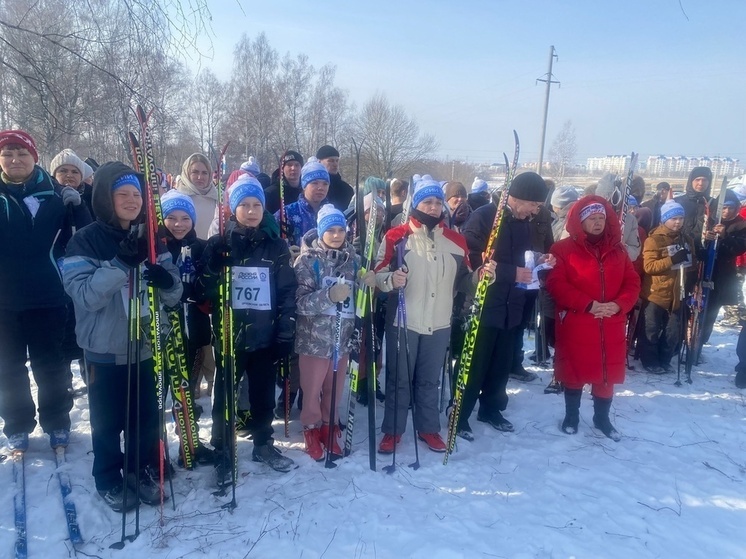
left=294, top=205, right=359, bottom=461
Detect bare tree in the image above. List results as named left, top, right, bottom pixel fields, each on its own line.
left=548, top=119, right=577, bottom=185
left=355, top=93, right=437, bottom=179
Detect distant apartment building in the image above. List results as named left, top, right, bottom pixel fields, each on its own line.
left=587, top=155, right=741, bottom=177
left=644, top=155, right=741, bottom=177
left=586, top=155, right=632, bottom=174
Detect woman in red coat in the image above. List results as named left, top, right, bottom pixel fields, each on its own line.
left=546, top=196, right=640, bottom=441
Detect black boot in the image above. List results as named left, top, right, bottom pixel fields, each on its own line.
left=736, top=366, right=746, bottom=389
left=561, top=389, right=582, bottom=434
left=592, top=396, right=621, bottom=442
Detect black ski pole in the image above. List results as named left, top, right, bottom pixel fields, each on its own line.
left=325, top=280, right=345, bottom=469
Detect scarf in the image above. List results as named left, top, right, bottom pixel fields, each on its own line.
left=177, top=153, right=217, bottom=201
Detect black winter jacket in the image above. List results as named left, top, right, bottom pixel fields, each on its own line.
left=165, top=229, right=212, bottom=348
left=198, top=212, right=296, bottom=352
left=674, top=169, right=713, bottom=250
left=709, top=215, right=746, bottom=305
left=327, top=173, right=353, bottom=211
left=461, top=202, right=531, bottom=330
left=264, top=177, right=302, bottom=215
left=0, top=166, right=91, bottom=311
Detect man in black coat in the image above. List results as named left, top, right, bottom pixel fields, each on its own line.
left=456, top=172, right=550, bottom=439
left=264, top=150, right=304, bottom=214
left=675, top=166, right=712, bottom=249
left=316, top=145, right=353, bottom=211
left=641, top=181, right=671, bottom=229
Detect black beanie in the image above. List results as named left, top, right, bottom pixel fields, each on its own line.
left=282, top=150, right=304, bottom=167
left=316, top=145, right=339, bottom=160
left=508, top=172, right=548, bottom=203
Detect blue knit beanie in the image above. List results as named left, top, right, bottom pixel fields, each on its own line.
left=239, top=156, right=260, bottom=177
left=229, top=175, right=265, bottom=214
left=471, top=177, right=488, bottom=194
left=317, top=204, right=347, bottom=237
left=112, top=174, right=141, bottom=193
left=660, top=200, right=684, bottom=223
left=161, top=190, right=197, bottom=225
left=301, top=159, right=330, bottom=189
left=412, top=179, right=444, bottom=210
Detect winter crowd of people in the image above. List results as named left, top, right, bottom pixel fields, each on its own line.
left=1, top=127, right=745, bottom=514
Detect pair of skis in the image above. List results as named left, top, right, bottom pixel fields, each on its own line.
left=444, top=131, right=520, bottom=464
left=12, top=446, right=83, bottom=559
left=343, top=170, right=379, bottom=470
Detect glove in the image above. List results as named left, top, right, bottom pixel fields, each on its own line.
left=274, top=340, right=294, bottom=360
left=180, top=282, right=195, bottom=303
left=116, top=228, right=149, bottom=268
left=61, top=186, right=81, bottom=207
left=358, top=269, right=376, bottom=289
left=208, top=242, right=233, bottom=272
left=143, top=262, right=175, bottom=289
left=329, top=282, right=351, bottom=303
left=670, top=248, right=689, bottom=265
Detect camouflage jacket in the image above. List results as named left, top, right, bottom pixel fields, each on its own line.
left=294, top=229, right=359, bottom=358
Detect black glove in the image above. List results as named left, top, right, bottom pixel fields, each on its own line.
left=670, top=248, right=689, bottom=265
left=116, top=228, right=149, bottom=268
left=273, top=340, right=294, bottom=360
left=208, top=242, right=233, bottom=272
left=143, top=262, right=175, bottom=289
left=180, top=282, right=195, bottom=303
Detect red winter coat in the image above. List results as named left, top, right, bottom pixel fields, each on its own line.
left=546, top=196, right=641, bottom=386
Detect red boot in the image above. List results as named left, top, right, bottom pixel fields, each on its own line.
left=319, top=423, right=343, bottom=457
left=377, top=433, right=402, bottom=455
left=418, top=432, right=447, bottom=453
left=303, top=427, right=324, bottom=462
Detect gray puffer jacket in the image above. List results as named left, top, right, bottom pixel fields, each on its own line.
left=294, top=229, right=359, bottom=358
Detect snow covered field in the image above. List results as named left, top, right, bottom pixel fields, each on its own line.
left=1, top=323, right=744, bottom=559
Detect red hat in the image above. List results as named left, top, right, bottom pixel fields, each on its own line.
left=0, top=130, right=38, bottom=162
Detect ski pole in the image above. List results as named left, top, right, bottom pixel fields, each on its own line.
left=325, top=278, right=345, bottom=469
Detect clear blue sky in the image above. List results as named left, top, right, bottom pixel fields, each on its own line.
left=189, top=0, right=746, bottom=165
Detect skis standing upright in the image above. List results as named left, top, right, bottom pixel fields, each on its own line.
left=444, top=131, right=519, bottom=464
left=343, top=172, right=379, bottom=470
left=276, top=150, right=292, bottom=438
left=682, top=177, right=729, bottom=383
left=618, top=152, right=639, bottom=235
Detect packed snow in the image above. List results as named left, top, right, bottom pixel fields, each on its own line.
left=1, top=322, right=744, bottom=559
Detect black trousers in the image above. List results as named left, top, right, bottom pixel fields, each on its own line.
left=87, top=358, right=159, bottom=491
left=459, top=326, right=517, bottom=428
left=512, top=292, right=538, bottom=370
left=0, top=306, right=72, bottom=436
left=212, top=347, right=276, bottom=449
left=638, top=301, right=682, bottom=368
left=737, top=321, right=746, bottom=373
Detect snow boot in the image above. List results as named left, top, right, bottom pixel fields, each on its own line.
left=127, top=465, right=169, bottom=506
left=736, top=368, right=746, bottom=389
left=98, top=482, right=138, bottom=513
left=417, top=432, right=447, bottom=453
left=252, top=442, right=295, bottom=472
left=319, top=423, right=343, bottom=457
left=477, top=410, right=514, bottom=432
left=592, top=396, right=621, bottom=442
left=544, top=376, right=563, bottom=394
left=561, top=389, right=582, bottom=435
left=456, top=420, right=474, bottom=442
left=509, top=365, right=538, bottom=383
left=303, top=427, right=324, bottom=462
left=377, top=434, right=401, bottom=454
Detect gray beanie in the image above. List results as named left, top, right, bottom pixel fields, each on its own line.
left=595, top=173, right=619, bottom=202
left=550, top=186, right=579, bottom=209
left=49, top=148, right=86, bottom=177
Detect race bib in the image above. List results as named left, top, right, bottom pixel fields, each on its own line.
left=322, top=276, right=354, bottom=319
left=232, top=266, right=272, bottom=310
left=121, top=278, right=150, bottom=319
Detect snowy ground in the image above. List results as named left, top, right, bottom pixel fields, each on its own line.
left=1, top=322, right=744, bottom=559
